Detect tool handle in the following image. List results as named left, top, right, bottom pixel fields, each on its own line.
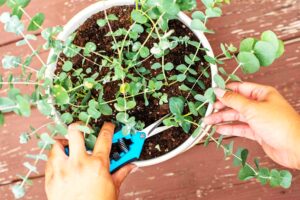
left=110, top=130, right=146, bottom=173
left=63, top=130, right=146, bottom=174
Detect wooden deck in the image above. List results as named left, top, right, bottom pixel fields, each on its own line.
left=0, top=0, right=300, bottom=199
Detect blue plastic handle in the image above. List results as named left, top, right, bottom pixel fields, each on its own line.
left=110, top=130, right=146, bottom=173
left=64, top=129, right=146, bottom=174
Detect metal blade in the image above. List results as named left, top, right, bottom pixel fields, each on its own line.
left=141, top=114, right=170, bottom=137
left=146, top=125, right=173, bottom=138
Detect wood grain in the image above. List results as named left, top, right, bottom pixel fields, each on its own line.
left=1, top=138, right=300, bottom=200
left=0, top=0, right=299, bottom=199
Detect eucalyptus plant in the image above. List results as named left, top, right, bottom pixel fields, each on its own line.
left=0, top=0, right=292, bottom=198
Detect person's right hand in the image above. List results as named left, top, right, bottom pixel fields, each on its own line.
left=204, top=82, right=300, bottom=170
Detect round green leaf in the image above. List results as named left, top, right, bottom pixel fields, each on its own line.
left=169, top=96, right=184, bottom=116
left=140, top=46, right=149, bottom=58
left=237, top=52, right=260, bottom=74
left=62, top=61, right=73, bottom=72
left=177, top=74, right=187, bottom=82
left=279, top=170, right=292, bottom=189
left=261, top=30, right=279, bottom=51
left=191, top=19, right=206, bottom=31
left=131, top=10, right=147, bottom=24
left=61, top=112, right=73, bottom=124
left=239, top=38, right=256, bottom=52
left=254, top=41, right=276, bottom=67
left=52, top=85, right=70, bottom=105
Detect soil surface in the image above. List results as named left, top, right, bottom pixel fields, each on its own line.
left=55, top=6, right=211, bottom=160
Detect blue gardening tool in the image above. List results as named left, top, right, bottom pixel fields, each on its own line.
left=64, top=115, right=171, bottom=173
left=110, top=115, right=170, bottom=173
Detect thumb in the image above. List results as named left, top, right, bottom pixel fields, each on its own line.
left=112, top=164, right=136, bottom=188
left=214, top=88, right=254, bottom=114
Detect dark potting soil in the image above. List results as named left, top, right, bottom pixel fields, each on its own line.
left=55, top=6, right=211, bottom=160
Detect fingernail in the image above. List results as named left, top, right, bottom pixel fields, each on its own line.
left=213, top=88, right=226, bottom=98
left=130, top=166, right=139, bottom=174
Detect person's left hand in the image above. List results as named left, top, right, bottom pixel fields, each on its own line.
left=45, top=122, right=135, bottom=200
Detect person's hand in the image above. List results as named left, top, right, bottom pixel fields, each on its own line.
left=45, top=122, right=135, bottom=200
left=204, top=82, right=300, bottom=170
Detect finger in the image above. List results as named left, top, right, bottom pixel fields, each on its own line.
left=49, top=140, right=68, bottom=159
left=213, top=100, right=226, bottom=110
left=226, top=82, right=276, bottom=101
left=93, top=122, right=115, bottom=159
left=112, top=164, right=136, bottom=188
left=216, top=124, right=255, bottom=141
left=68, top=123, right=86, bottom=159
left=204, top=109, right=247, bottom=125
left=45, top=160, right=54, bottom=186
left=214, top=88, right=255, bottom=115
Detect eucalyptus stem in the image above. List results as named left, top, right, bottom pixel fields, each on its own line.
left=104, top=10, right=121, bottom=55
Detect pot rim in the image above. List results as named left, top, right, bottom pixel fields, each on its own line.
left=45, top=0, right=217, bottom=168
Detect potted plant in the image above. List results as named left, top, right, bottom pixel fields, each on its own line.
left=0, top=0, right=291, bottom=198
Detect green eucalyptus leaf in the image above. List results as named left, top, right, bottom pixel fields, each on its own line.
left=206, top=7, right=222, bottom=18
left=261, top=30, right=279, bottom=51
left=238, top=165, right=256, bottom=181
left=270, top=169, right=281, bottom=187
left=85, top=134, right=97, bottom=150
left=279, top=170, right=292, bottom=189
left=28, top=13, right=45, bottom=31
left=258, top=168, right=270, bottom=185
left=151, top=62, right=161, bottom=70
left=2, top=55, right=21, bottom=69
left=16, top=95, right=30, bottom=117
left=131, top=10, right=147, bottom=24
left=254, top=41, right=276, bottom=66
left=97, top=19, right=107, bottom=27
left=84, top=42, right=97, bottom=56
left=194, top=94, right=206, bottom=102
left=164, top=62, right=174, bottom=71
left=169, top=96, right=184, bottom=116
left=177, top=74, right=186, bottom=82
left=7, top=0, right=30, bottom=8
left=241, top=149, right=249, bottom=167
left=11, top=184, right=25, bottom=199
left=237, top=52, right=260, bottom=74
left=23, top=161, right=38, bottom=173
left=213, top=74, right=225, bottom=89
left=78, top=112, right=89, bottom=122
left=192, top=11, right=206, bottom=21
left=99, top=103, right=113, bottom=116
left=36, top=100, right=52, bottom=116
left=107, top=14, right=118, bottom=21
left=140, top=46, right=150, bottom=58
left=52, top=85, right=70, bottom=106
left=191, top=19, right=206, bottom=31
left=61, top=112, right=73, bottom=124
left=204, top=88, right=216, bottom=104
left=62, top=61, right=73, bottom=72
left=240, top=38, right=256, bottom=52
left=188, top=102, right=198, bottom=116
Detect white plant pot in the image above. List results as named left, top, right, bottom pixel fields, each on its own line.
left=46, top=0, right=217, bottom=168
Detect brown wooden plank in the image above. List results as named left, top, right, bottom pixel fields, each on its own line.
left=1, top=137, right=300, bottom=200
left=0, top=0, right=299, bottom=48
